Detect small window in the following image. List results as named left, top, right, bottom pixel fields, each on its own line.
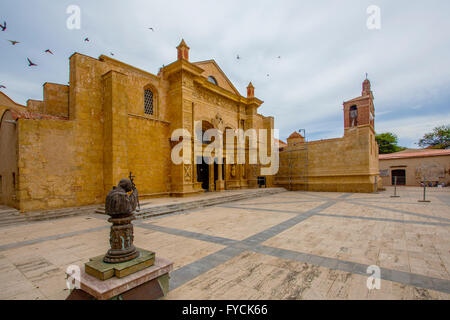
left=144, top=89, right=154, bottom=115
left=207, top=76, right=218, bottom=85
left=0, top=175, right=2, bottom=194
left=12, top=172, right=15, bottom=189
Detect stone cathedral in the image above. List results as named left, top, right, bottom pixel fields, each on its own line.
left=0, top=40, right=380, bottom=213
left=0, top=40, right=275, bottom=212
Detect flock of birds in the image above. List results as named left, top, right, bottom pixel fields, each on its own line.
left=0, top=22, right=158, bottom=91
left=0, top=19, right=282, bottom=91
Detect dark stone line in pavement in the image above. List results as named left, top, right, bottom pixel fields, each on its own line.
left=240, top=201, right=337, bottom=246
left=347, top=201, right=450, bottom=223
left=135, top=223, right=239, bottom=247
left=252, top=245, right=450, bottom=294
left=316, top=213, right=450, bottom=227
left=169, top=246, right=245, bottom=290
left=217, top=205, right=310, bottom=215
left=0, top=225, right=110, bottom=252
left=351, top=198, right=450, bottom=206
left=234, top=199, right=325, bottom=206
left=169, top=201, right=335, bottom=290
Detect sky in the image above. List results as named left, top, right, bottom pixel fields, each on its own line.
left=0, top=0, right=449, bottom=147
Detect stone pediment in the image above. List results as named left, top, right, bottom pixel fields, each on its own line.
left=193, top=60, right=241, bottom=97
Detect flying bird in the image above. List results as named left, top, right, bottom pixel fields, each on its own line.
left=8, top=40, right=19, bottom=45
left=266, top=74, right=270, bottom=77
left=27, top=58, right=37, bottom=67
left=0, top=21, right=6, bottom=31
left=110, top=52, right=114, bottom=56
left=44, top=49, right=54, bottom=55
left=0, top=85, right=6, bottom=89
left=277, top=56, right=281, bottom=59
left=148, top=27, right=154, bottom=31
left=236, top=54, right=240, bottom=60
left=84, top=37, right=89, bottom=42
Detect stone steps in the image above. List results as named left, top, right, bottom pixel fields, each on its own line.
left=0, top=188, right=286, bottom=227
left=0, top=205, right=98, bottom=228
left=134, top=188, right=285, bottom=220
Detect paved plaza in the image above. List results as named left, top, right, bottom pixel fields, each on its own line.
left=0, top=187, right=449, bottom=300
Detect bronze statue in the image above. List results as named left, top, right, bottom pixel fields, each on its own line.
left=103, top=178, right=140, bottom=263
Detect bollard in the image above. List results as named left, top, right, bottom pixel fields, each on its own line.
left=390, top=176, right=400, bottom=198
left=418, top=177, right=431, bottom=203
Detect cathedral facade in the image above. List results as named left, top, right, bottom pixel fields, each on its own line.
left=0, top=40, right=275, bottom=212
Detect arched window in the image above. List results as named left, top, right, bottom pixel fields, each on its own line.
left=207, top=76, right=218, bottom=85
left=144, top=89, right=154, bottom=115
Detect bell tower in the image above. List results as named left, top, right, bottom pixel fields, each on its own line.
left=343, top=76, right=375, bottom=132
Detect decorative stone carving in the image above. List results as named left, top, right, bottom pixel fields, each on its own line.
left=212, top=113, right=224, bottom=131
left=230, top=164, right=236, bottom=177
left=103, top=179, right=140, bottom=263
left=184, top=164, right=192, bottom=182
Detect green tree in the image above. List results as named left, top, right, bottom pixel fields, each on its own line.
left=418, top=125, right=450, bottom=149
left=375, top=132, right=405, bottom=154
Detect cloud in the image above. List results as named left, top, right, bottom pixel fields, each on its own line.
left=0, top=0, right=449, bottom=149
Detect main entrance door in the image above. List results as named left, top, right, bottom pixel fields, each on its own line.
left=391, top=169, right=406, bottom=185
left=197, top=157, right=209, bottom=190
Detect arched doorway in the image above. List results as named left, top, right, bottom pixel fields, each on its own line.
left=391, top=169, right=406, bottom=185
left=0, top=110, right=18, bottom=208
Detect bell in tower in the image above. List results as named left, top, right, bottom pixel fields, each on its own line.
left=343, top=75, right=375, bottom=132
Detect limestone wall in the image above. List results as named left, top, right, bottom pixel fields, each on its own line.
left=17, top=119, right=76, bottom=212
left=9, top=50, right=274, bottom=211
left=276, top=125, right=380, bottom=193
left=43, top=83, right=69, bottom=117
left=127, top=115, right=171, bottom=197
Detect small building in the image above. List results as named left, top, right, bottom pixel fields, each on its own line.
left=379, top=149, right=450, bottom=186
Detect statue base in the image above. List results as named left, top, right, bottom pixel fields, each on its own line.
left=85, top=248, right=155, bottom=281
left=66, top=257, right=173, bottom=300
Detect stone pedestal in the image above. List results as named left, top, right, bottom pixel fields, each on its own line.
left=85, top=248, right=155, bottom=281
left=66, top=257, right=173, bottom=300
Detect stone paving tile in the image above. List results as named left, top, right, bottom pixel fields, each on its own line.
left=0, top=188, right=449, bottom=299
left=164, top=251, right=450, bottom=300
left=0, top=227, right=225, bottom=300
left=320, top=201, right=440, bottom=223
left=134, top=229, right=226, bottom=271
left=352, top=200, right=450, bottom=222
left=228, top=201, right=327, bottom=213
left=147, top=206, right=296, bottom=241
left=0, top=216, right=108, bottom=246
left=262, top=215, right=450, bottom=280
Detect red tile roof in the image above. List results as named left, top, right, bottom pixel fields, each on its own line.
left=287, top=131, right=303, bottom=139
left=379, top=149, right=450, bottom=160
left=275, top=138, right=287, bottom=147
left=8, top=109, right=68, bottom=120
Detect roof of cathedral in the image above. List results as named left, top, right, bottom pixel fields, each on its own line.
left=193, top=59, right=242, bottom=96
left=379, top=149, right=450, bottom=160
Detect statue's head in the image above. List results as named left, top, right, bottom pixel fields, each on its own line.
left=118, top=179, right=133, bottom=192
